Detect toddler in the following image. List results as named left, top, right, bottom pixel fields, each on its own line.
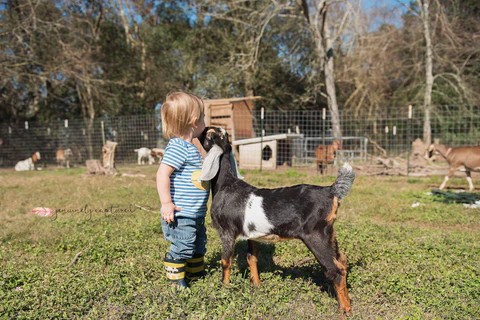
left=157, top=91, right=209, bottom=288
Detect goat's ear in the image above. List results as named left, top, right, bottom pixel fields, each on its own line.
left=200, top=145, right=223, bottom=181
left=198, top=127, right=210, bottom=146
left=229, top=152, right=244, bottom=180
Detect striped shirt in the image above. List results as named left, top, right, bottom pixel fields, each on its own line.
left=161, top=138, right=209, bottom=218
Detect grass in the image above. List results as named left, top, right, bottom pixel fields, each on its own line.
left=1, top=165, right=479, bottom=319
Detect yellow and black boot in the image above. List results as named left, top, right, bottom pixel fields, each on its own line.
left=186, top=254, right=206, bottom=282
left=164, top=255, right=188, bottom=288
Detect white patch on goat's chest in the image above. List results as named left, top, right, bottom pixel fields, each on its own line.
left=240, top=194, right=273, bottom=239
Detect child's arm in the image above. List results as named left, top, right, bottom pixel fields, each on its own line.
left=157, top=163, right=182, bottom=223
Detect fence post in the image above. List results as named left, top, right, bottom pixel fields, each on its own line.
left=322, top=108, right=326, bottom=175
left=260, top=107, right=264, bottom=171
left=64, top=119, right=69, bottom=148
left=407, top=105, right=413, bottom=176
left=393, top=125, right=397, bottom=155
left=101, top=120, right=106, bottom=146
left=385, top=125, right=389, bottom=156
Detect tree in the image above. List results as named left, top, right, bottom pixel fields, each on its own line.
left=299, top=0, right=353, bottom=139
left=417, top=0, right=434, bottom=146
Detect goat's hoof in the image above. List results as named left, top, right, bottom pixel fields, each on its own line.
left=339, top=307, right=352, bottom=318
left=250, top=280, right=261, bottom=287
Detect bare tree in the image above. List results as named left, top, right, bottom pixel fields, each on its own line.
left=417, top=0, right=434, bottom=145
left=299, top=0, right=352, bottom=139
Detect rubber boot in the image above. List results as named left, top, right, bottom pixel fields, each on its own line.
left=186, top=254, right=206, bottom=281
left=164, top=254, right=188, bottom=288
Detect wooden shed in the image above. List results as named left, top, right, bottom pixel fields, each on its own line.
left=232, top=133, right=304, bottom=170
left=204, top=96, right=261, bottom=141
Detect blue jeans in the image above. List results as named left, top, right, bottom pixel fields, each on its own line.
left=161, top=217, right=207, bottom=261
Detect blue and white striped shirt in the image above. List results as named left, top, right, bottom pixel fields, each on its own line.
left=161, top=138, right=209, bottom=218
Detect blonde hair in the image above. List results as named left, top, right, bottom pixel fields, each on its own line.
left=161, top=91, right=204, bottom=139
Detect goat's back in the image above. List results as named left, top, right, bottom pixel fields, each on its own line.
left=249, top=185, right=338, bottom=235
left=448, top=146, right=480, bottom=170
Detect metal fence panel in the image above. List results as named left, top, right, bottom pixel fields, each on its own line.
left=1, top=106, right=479, bottom=169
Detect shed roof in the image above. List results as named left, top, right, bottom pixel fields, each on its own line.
left=232, top=133, right=304, bottom=145
left=204, top=96, right=261, bottom=105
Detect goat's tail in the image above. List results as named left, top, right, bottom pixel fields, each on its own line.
left=332, top=163, right=355, bottom=200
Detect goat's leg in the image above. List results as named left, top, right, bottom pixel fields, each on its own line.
left=465, top=170, right=474, bottom=191
left=220, top=236, right=235, bottom=285
left=439, top=167, right=456, bottom=190
left=247, top=240, right=261, bottom=286
left=302, top=234, right=351, bottom=316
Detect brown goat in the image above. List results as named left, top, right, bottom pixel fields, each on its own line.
left=315, top=140, right=341, bottom=174
left=56, top=148, right=73, bottom=168
left=426, top=143, right=480, bottom=191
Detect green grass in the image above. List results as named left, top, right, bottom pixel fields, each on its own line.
left=1, top=166, right=479, bottom=319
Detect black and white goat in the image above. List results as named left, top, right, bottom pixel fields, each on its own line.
left=199, top=127, right=355, bottom=316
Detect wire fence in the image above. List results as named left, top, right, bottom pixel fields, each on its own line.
left=1, top=105, right=479, bottom=171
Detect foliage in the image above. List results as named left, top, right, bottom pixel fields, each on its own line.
left=0, top=1, right=479, bottom=124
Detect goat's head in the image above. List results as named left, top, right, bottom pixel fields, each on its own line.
left=32, top=151, right=41, bottom=162
left=425, top=143, right=435, bottom=160
left=199, top=127, right=231, bottom=153
left=425, top=140, right=443, bottom=161
left=64, top=148, right=73, bottom=157
left=332, top=140, right=342, bottom=150
left=199, top=127, right=242, bottom=181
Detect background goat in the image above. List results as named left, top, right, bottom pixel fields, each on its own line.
left=151, top=148, right=165, bottom=163
left=56, top=148, right=73, bottom=168
left=199, top=127, right=355, bottom=316
left=315, top=140, right=341, bottom=174
left=134, top=147, right=154, bottom=165
left=426, top=143, right=480, bottom=191
left=15, top=151, right=41, bottom=171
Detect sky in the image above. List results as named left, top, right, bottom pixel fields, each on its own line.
left=361, top=0, right=412, bottom=29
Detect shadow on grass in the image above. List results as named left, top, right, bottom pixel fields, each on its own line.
left=206, top=240, right=362, bottom=299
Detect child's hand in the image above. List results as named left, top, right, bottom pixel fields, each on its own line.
left=161, top=202, right=182, bottom=224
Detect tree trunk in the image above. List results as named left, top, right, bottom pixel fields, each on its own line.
left=244, top=68, right=255, bottom=97
left=420, top=0, right=434, bottom=146
left=323, top=17, right=342, bottom=140
left=77, top=82, right=96, bottom=159
left=301, top=0, right=342, bottom=139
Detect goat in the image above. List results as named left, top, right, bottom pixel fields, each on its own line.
left=315, top=140, right=341, bottom=174
left=426, top=143, right=480, bottom=191
left=56, top=148, right=73, bottom=168
left=151, top=148, right=165, bottom=163
left=134, top=147, right=155, bottom=165
left=199, top=127, right=355, bottom=316
left=15, top=151, right=41, bottom=171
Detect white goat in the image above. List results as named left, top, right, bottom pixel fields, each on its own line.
left=15, top=152, right=41, bottom=171
left=134, top=147, right=154, bottom=165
